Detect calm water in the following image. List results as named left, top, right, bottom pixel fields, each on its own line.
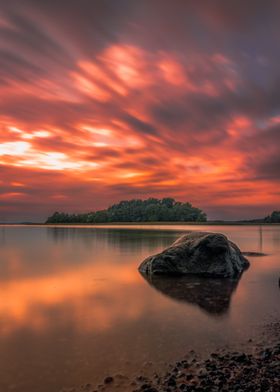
left=0, top=225, right=279, bottom=392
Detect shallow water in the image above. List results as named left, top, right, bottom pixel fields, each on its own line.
left=0, top=225, right=279, bottom=392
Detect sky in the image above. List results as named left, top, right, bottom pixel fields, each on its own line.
left=0, top=0, right=279, bottom=222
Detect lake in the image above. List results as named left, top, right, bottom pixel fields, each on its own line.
left=0, top=225, right=279, bottom=392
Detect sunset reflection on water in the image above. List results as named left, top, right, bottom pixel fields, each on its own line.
left=0, top=225, right=279, bottom=392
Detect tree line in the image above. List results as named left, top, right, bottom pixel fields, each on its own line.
left=45, top=198, right=207, bottom=223
left=264, top=211, right=280, bottom=223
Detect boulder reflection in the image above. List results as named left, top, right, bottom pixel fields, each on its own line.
left=140, top=274, right=239, bottom=316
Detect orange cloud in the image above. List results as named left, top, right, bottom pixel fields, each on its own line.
left=0, top=8, right=279, bottom=221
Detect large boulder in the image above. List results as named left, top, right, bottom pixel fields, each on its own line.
left=138, top=231, right=250, bottom=278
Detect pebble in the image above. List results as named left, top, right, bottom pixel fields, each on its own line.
left=103, top=376, right=113, bottom=384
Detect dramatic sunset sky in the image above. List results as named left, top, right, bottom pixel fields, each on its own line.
left=0, top=0, right=279, bottom=221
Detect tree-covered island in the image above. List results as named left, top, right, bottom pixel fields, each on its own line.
left=46, top=198, right=207, bottom=224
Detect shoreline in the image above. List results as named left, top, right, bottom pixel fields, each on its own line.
left=1, top=222, right=280, bottom=227
left=61, top=322, right=280, bottom=392
left=131, top=341, right=280, bottom=392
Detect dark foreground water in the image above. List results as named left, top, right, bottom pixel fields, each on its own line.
left=0, top=225, right=279, bottom=392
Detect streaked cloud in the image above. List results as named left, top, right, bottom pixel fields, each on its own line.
left=0, top=0, right=279, bottom=221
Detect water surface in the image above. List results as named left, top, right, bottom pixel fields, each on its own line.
left=0, top=225, right=279, bottom=391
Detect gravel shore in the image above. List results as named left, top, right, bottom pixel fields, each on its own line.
left=132, top=343, right=280, bottom=392
left=61, top=322, right=280, bottom=392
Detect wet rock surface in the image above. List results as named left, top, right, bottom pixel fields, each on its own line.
left=139, top=232, right=250, bottom=278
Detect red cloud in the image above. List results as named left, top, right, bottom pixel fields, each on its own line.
left=0, top=5, right=279, bottom=221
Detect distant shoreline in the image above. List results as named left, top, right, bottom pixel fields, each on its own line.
left=1, top=222, right=280, bottom=226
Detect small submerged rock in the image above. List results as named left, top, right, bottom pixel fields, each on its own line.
left=139, top=232, right=250, bottom=278
left=242, top=251, right=268, bottom=257
left=104, top=376, right=114, bottom=384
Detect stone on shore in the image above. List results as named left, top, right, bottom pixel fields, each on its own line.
left=139, top=231, right=250, bottom=278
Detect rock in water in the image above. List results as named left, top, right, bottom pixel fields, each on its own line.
left=138, top=231, right=250, bottom=278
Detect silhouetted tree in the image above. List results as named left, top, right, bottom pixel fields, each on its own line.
left=264, top=211, right=280, bottom=223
